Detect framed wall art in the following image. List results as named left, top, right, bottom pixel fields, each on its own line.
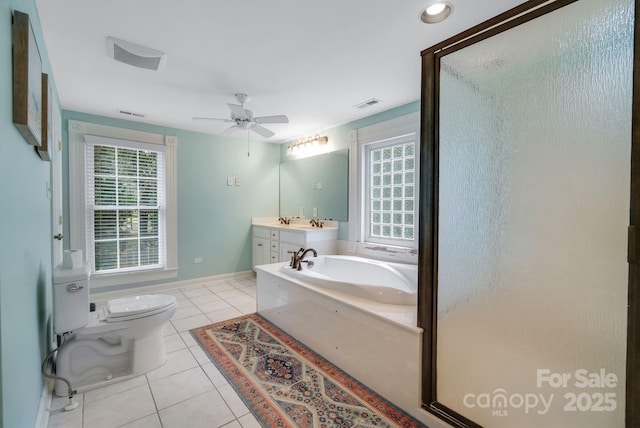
left=37, top=73, right=51, bottom=160
left=12, top=10, right=42, bottom=147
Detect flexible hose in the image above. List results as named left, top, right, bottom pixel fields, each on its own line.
left=41, top=334, right=78, bottom=410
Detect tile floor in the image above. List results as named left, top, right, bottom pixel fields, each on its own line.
left=47, top=275, right=261, bottom=428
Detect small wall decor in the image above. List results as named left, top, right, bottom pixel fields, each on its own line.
left=37, top=73, right=51, bottom=160
left=12, top=10, right=42, bottom=147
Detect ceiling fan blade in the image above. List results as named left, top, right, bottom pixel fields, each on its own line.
left=250, top=125, right=275, bottom=139
left=193, top=116, right=233, bottom=122
left=219, top=125, right=239, bottom=136
left=254, top=115, right=289, bottom=124
left=227, top=103, right=248, bottom=119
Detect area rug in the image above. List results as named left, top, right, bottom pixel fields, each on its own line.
left=191, top=313, right=427, bottom=428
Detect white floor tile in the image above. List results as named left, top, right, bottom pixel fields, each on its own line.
left=146, top=348, right=198, bottom=382
left=161, top=321, right=177, bottom=336
left=215, top=289, right=247, bottom=299
left=217, top=383, right=250, bottom=418
left=220, top=421, right=242, bottom=428
left=83, top=384, right=156, bottom=428
left=149, top=367, right=214, bottom=410
left=120, top=413, right=163, bottom=428
left=197, top=299, right=232, bottom=314
left=189, top=344, right=211, bottom=365
left=83, top=375, right=147, bottom=404
left=171, top=305, right=202, bottom=320
left=201, top=362, right=229, bottom=388
left=205, top=283, right=235, bottom=293
left=206, top=307, right=243, bottom=324
left=179, top=331, right=198, bottom=347
left=170, top=313, right=212, bottom=332
left=224, top=295, right=255, bottom=307
left=234, top=303, right=256, bottom=315
left=189, top=293, right=222, bottom=305
left=237, top=412, right=262, bottom=428
left=47, top=406, right=83, bottom=428
left=159, top=390, right=235, bottom=428
left=181, top=287, right=213, bottom=298
left=163, top=333, right=187, bottom=353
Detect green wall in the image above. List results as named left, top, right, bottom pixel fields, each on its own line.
left=0, top=0, right=59, bottom=426
left=62, top=111, right=281, bottom=288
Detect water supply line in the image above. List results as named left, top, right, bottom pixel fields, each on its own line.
left=41, top=334, right=79, bottom=411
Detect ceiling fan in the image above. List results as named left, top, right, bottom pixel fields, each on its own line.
left=193, top=93, right=289, bottom=139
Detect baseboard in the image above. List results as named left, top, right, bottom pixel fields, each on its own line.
left=89, top=270, right=256, bottom=301
left=34, top=378, right=53, bottom=428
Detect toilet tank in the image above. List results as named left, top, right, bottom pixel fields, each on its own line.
left=53, top=264, right=90, bottom=334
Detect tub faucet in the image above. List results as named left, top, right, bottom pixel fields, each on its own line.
left=289, top=248, right=305, bottom=269
left=297, top=248, right=317, bottom=270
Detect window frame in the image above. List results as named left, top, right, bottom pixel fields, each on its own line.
left=68, top=120, right=178, bottom=288
left=349, top=112, right=420, bottom=257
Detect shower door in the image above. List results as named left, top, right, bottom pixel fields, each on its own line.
left=419, top=0, right=636, bottom=427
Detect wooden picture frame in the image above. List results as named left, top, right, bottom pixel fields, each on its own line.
left=37, top=73, right=51, bottom=160
left=12, top=11, right=42, bottom=147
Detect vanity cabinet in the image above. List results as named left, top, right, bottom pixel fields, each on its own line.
left=252, top=225, right=338, bottom=270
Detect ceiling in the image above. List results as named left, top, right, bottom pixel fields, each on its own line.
left=35, top=0, right=527, bottom=143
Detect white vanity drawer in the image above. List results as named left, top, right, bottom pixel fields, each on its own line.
left=270, top=230, right=280, bottom=240
left=270, top=252, right=279, bottom=263
left=271, top=241, right=280, bottom=252
left=280, top=230, right=305, bottom=246
left=253, top=226, right=270, bottom=239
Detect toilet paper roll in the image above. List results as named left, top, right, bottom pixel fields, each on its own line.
left=63, top=249, right=84, bottom=269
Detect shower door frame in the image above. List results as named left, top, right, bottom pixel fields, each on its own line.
left=417, top=0, right=640, bottom=426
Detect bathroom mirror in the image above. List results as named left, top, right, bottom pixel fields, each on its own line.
left=279, top=149, right=348, bottom=221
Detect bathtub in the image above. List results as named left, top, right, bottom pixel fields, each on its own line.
left=279, top=255, right=417, bottom=305
left=255, top=256, right=426, bottom=424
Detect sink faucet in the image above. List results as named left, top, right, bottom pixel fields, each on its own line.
left=278, top=216, right=290, bottom=225
left=296, top=248, right=317, bottom=270
left=309, top=219, right=323, bottom=228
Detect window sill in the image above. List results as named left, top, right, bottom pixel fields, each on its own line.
left=353, top=241, right=418, bottom=264
left=89, top=267, right=178, bottom=289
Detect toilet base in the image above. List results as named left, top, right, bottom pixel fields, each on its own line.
left=54, top=324, right=168, bottom=397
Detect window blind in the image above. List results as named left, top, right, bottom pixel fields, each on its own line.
left=84, top=135, right=166, bottom=273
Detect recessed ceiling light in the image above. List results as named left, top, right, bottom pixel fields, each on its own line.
left=420, top=2, right=452, bottom=24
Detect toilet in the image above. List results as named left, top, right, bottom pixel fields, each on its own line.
left=52, top=264, right=177, bottom=396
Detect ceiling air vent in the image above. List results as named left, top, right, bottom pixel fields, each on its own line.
left=119, top=110, right=145, bottom=118
left=106, top=37, right=167, bottom=71
left=353, top=98, right=383, bottom=109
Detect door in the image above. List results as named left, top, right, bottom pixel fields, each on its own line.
left=51, top=101, right=63, bottom=267
left=419, top=0, right=635, bottom=426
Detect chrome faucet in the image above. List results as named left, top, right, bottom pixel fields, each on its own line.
left=296, top=248, right=317, bottom=270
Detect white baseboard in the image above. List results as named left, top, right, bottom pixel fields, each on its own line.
left=34, top=378, right=53, bottom=428
left=89, top=270, right=255, bottom=301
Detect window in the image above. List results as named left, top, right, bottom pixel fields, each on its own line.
left=86, top=141, right=165, bottom=273
left=349, top=112, right=419, bottom=255
left=366, top=135, right=416, bottom=245
left=69, top=121, right=177, bottom=288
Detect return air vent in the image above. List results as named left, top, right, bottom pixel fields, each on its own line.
left=119, top=110, right=145, bottom=118
left=353, top=98, right=383, bottom=109
left=106, top=37, right=167, bottom=71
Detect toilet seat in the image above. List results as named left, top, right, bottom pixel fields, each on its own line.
left=105, top=294, right=176, bottom=323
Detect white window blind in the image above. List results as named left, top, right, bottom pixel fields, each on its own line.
left=84, top=135, right=166, bottom=273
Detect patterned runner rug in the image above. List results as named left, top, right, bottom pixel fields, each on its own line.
left=191, top=313, right=428, bottom=428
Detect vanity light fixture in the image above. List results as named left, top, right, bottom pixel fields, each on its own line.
left=287, top=134, right=328, bottom=155
left=420, top=2, right=452, bottom=24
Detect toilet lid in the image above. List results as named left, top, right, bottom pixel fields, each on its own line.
left=106, top=294, right=176, bottom=321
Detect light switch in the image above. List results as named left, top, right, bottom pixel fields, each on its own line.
left=235, top=177, right=241, bottom=186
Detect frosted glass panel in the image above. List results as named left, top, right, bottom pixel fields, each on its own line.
left=436, top=0, right=632, bottom=426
